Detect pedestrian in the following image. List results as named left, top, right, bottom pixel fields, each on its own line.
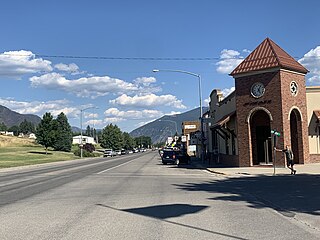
left=275, top=145, right=296, bottom=175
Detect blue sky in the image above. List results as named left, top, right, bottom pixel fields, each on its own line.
left=1, top=0, right=320, bottom=132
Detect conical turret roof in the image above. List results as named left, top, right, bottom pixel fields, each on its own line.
left=230, top=38, right=308, bottom=76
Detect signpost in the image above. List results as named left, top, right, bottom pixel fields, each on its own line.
left=271, top=129, right=281, bottom=175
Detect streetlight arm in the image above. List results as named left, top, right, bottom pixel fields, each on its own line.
left=153, top=69, right=200, bottom=78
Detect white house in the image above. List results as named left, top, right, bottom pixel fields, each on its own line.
left=72, top=135, right=96, bottom=145
left=28, top=133, right=37, bottom=139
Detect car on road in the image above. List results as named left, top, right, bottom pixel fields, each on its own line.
left=103, top=149, right=116, bottom=157
left=115, top=150, right=121, bottom=155
left=161, top=149, right=178, bottom=165
left=121, top=149, right=127, bottom=155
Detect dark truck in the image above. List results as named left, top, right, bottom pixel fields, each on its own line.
left=161, top=148, right=190, bottom=165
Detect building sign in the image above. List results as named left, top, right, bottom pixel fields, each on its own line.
left=184, top=125, right=197, bottom=130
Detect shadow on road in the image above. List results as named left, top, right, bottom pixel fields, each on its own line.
left=174, top=174, right=320, bottom=217
left=123, top=203, right=207, bottom=219
left=96, top=203, right=249, bottom=240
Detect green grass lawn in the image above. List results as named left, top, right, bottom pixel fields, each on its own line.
left=0, top=145, right=80, bottom=168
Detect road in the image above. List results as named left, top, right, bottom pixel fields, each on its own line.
left=0, top=151, right=319, bottom=240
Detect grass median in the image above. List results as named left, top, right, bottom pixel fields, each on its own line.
left=0, top=135, right=79, bottom=168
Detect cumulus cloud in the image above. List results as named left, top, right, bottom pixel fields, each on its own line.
left=221, top=86, right=235, bottom=98
left=133, top=77, right=156, bottom=86
left=109, top=93, right=186, bottom=109
left=54, top=63, right=83, bottom=75
left=0, top=98, right=79, bottom=118
left=84, top=119, right=104, bottom=126
left=30, top=73, right=138, bottom=98
left=104, top=117, right=125, bottom=124
left=133, top=76, right=162, bottom=94
left=0, top=50, right=52, bottom=79
left=104, top=107, right=163, bottom=120
left=216, top=49, right=245, bottom=74
left=299, top=46, right=320, bottom=84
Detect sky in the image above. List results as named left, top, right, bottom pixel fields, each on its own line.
left=1, top=0, right=320, bottom=133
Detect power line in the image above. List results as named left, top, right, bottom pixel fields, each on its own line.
left=3, top=53, right=320, bottom=61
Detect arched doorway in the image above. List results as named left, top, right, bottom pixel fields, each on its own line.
left=290, top=109, right=303, bottom=164
left=250, top=110, right=272, bottom=165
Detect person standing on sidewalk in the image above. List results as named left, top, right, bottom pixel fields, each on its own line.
left=275, top=145, right=296, bottom=175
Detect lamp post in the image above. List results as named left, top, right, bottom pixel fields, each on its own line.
left=159, top=119, right=178, bottom=135
left=80, top=106, right=98, bottom=158
left=153, top=69, right=204, bottom=162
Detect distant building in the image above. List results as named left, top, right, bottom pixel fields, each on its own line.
left=182, top=121, right=200, bottom=156
left=72, top=135, right=96, bottom=145
left=28, top=133, right=36, bottom=139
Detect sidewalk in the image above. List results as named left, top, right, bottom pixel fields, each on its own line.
left=190, top=158, right=320, bottom=176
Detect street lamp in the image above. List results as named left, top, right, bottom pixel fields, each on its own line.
left=153, top=69, right=204, bottom=162
left=80, top=106, right=98, bottom=158
left=159, top=119, right=178, bottom=135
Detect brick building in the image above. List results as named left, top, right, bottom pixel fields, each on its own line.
left=206, top=38, right=320, bottom=167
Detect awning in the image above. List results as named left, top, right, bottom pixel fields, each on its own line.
left=211, top=111, right=236, bottom=129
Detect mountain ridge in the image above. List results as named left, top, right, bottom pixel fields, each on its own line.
left=130, top=107, right=207, bottom=143
left=0, top=105, right=42, bottom=128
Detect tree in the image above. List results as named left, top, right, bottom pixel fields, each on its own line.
left=52, top=112, right=73, bottom=152
left=122, top=132, right=135, bottom=150
left=36, top=112, right=55, bottom=154
left=135, top=136, right=152, bottom=148
left=100, top=124, right=123, bottom=150
left=8, top=125, right=19, bottom=136
left=0, top=122, right=7, bottom=131
left=86, top=125, right=91, bottom=137
left=19, top=119, right=35, bottom=134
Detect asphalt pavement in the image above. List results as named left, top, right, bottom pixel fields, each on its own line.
left=0, top=152, right=319, bottom=239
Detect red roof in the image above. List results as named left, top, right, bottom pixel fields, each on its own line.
left=230, top=38, right=308, bottom=76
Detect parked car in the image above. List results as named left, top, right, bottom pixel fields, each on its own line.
left=161, top=149, right=178, bottom=165
left=103, top=149, right=116, bottom=157
left=115, top=150, right=121, bottom=155
left=121, top=149, right=127, bottom=155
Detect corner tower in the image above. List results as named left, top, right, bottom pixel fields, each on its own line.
left=231, top=38, right=309, bottom=167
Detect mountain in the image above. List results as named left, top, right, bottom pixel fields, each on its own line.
left=130, top=107, right=207, bottom=143
left=0, top=105, right=41, bottom=128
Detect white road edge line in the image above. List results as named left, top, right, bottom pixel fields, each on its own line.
left=96, top=158, right=136, bottom=174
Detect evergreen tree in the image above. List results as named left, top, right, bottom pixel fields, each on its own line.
left=0, top=122, right=7, bottom=131
left=100, top=124, right=123, bottom=150
left=36, top=112, right=55, bottom=154
left=8, top=125, right=19, bottom=136
left=19, top=119, right=35, bottom=134
left=52, top=112, right=73, bottom=152
left=86, top=125, right=91, bottom=137
left=122, top=132, right=135, bottom=150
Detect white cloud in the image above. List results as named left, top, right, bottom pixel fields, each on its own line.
left=216, top=49, right=244, bottom=74
left=221, top=86, right=235, bottom=98
left=135, top=119, right=156, bottom=127
left=204, top=97, right=210, bottom=106
left=0, top=50, right=52, bottom=79
left=165, top=111, right=181, bottom=116
left=104, top=117, right=125, bottom=124
left=299, top=46, right=320, bottom=84
left=134, top=76, right=162, bottom=94
left=30, top=73, right=138, bottom=98
left=110, top=93, right=187, bottom=109
left=84, top=119, right=104, bottom=126
left=133, top=77, right=156, bottom=86
left=0, top=98, right=79, bottom=118
left=104, top=107, right=163, bottom=120
left=84, top=112, right=99, bottom=119
left=54, top=63, right=83, bottom=75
